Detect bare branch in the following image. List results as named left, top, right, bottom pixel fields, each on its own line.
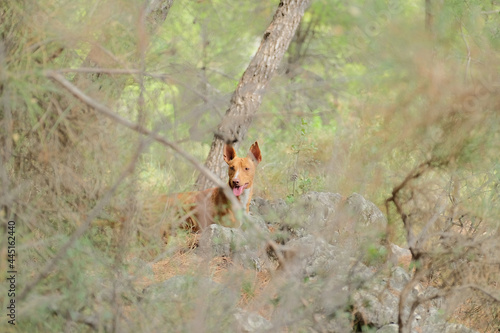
left=460, top=24, right=471, bottom=83
left=57, top=67, right=213, bottom=103
left=481, top=9, right=500, bottom=15
left=386, top=159, right=435, bottom=255
left=52, top=309, right=104, bottom=332
left=458, top=284, right=500, bottom=303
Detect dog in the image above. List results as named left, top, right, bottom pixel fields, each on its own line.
left=158, top=142, right=262, bottom=241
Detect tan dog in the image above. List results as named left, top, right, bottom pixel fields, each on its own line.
left=159, top=142, right=262, bottom=240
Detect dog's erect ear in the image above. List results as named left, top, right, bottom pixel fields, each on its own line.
left=247, top=141, right=262, bottom=164
left=224, top=144, right=237, bottom=164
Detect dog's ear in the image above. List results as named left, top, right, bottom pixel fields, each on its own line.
left=224, top=144, right=237, bottom=164
left=248, top=141, right=262, bottom=164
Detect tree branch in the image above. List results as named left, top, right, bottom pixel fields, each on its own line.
left=386, top=159, right=435, bottom=256
left=458, top=284, right=500, bottom=303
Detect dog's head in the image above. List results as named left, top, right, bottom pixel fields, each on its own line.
left=223, top=142, right=262, bottom=197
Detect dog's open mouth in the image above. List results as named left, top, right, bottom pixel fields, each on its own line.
left=232, top=183, right=248, bottom=197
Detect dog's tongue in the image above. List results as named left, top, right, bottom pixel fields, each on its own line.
left=233, top=186, right=244, bottom=197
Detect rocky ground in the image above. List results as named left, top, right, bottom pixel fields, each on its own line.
left=136, top=192, right=480, bottom=333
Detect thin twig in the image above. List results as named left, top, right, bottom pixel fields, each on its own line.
left=458, top=284, right=500, bottom=302
left=481, top=9, right=500, bottom=15
left=386, top=159, right=434, bottom=255
left=266, top=239, right=288, bottom=271
left=57, top=67, right=144, bottom=75
left=460, top=23, right=471, bottom=83
left=55, top=67, right=212, bottom=102
left=52, top=309, right=103, bottom=332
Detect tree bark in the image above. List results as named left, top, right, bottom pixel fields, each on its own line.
left=196, top=0, right=312, bottom=190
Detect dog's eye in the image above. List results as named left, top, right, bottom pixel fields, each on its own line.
left=245, top=167, right=250, bottom=171
left=230, top=166, right=235, bottom=171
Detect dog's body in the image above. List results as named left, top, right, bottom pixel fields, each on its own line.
left=159, top=142, right=262, bottom=239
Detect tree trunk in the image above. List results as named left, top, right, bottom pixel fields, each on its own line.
left=196, top=0, right=311, bottom=190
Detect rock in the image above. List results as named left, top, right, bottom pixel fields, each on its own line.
left=299, top=191, right=344, bottom=221
left=344, top=193, right=387, bottom=229
left=376, top=324, right=399, bottom=333
left=353, top=286, right=399, bottom=327
left=252, top=192, right=387, bottom=248
left=352, top=264, right=432, bottom=330
left=389, top=266, right=411, bottom=291
left=295, top=192, right=343, bottom=231
left=245, top=212, right=269, bottom=232
left=389, top=243, right=412, bottom=268
left=234, top=309, right=273, bottom=332
left=284, top=234, right=342, bottom=277
left=251, top=197, right=298, bottom=242
left=251, top=197, right=289, bottom=225
left=199, top=223, right=269, bottom=270
left=275, top=191, right=388, bottom=246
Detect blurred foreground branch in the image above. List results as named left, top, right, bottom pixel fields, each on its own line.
left=45, top=70, right=242, bottom=212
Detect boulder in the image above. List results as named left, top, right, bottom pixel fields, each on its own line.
left=199, top=220, right=270, bottom=271
left=283, top=234, right=342, bottom=277
left=376, top=324, right=399, bottom=333
left=234, top=309, right=273, bottom=332
left=344, top=193, right=387, bottom=229
left=251, top=197, right=289, bottom=224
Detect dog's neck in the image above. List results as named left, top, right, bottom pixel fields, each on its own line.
left=237, top=186, right=252, bottom=211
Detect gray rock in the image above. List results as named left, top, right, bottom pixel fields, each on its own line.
left=353, top=286, right=399, bottom=327
left=234, top=309, right=273, bottom=332
left=284, top=234, right=341, bottom=277
left=245, top=212, right=269, bottom=233
left=389, top=266, right=411, bottom=292
left=389, top=243, right=412, bottom=266
left=299, top=191, right=344, bottom=218
left=377, top=324, right=399, bottom=333
left=253, top=192, right=387, bottom=249
left=251, top=197, right=289, bottom=224
left=344, top=192, right=387, bottom=228
left=353, top=265, right=434, bottom=330
left=199, top=223, right=269, bottom=270
left=280, top=191, right=388, bottom=247
left=296, top=191, right=343, bottom=225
